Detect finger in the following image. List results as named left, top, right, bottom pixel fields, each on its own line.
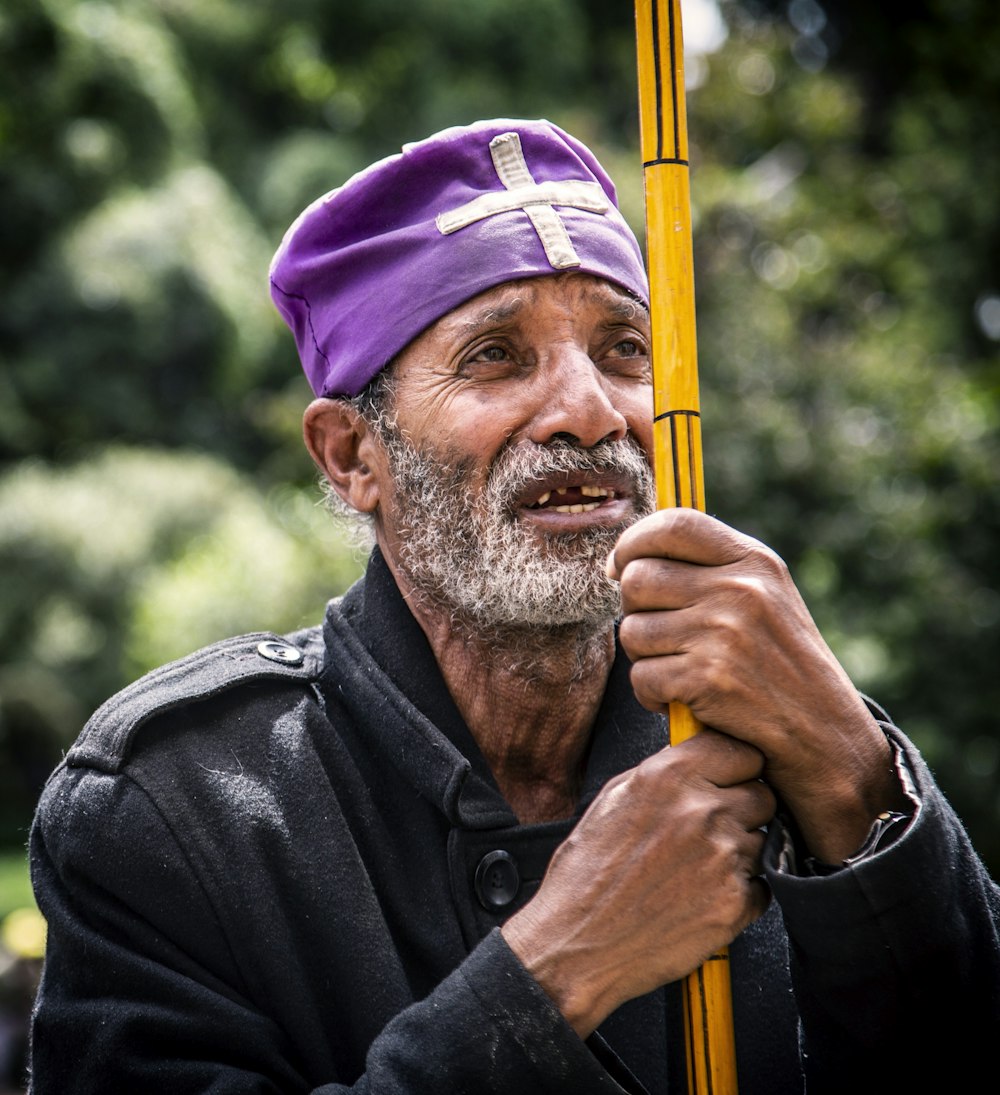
left=618, top=604, right=692, bottom=656
left=744, top=875, right=772, bottom=924
left=616, top=558, right=703, bottom=616
left=606, top=508, right=760, bottom=580
left=625, top=649, right=698, bottom=718
left=663, top=728, right=767, bottom=787
left=730, top=780, right=778, bottom=833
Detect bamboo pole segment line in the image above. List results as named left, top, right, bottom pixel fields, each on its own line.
left=633, top=2, right=740, bottom=1092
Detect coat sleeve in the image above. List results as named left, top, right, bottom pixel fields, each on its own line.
left=765, top=723, right=1000, bottom=1093
left=28, top=763, right=642, bottom=1095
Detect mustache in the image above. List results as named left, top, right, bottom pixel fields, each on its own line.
left=486, top=436, right=654, bottom=509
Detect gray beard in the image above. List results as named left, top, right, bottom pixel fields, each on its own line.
left=380, top=431, right=656, bottom=637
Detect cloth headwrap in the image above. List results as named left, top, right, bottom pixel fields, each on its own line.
left=269, top=118, right=650, bottom=398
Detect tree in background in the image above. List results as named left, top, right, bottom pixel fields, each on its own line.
left=1, top=0, right=998, bottom=874
left=693, top=0, right=1000, bottom=868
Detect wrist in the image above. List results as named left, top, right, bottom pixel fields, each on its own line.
left=501, top=908, right=613, bottom=1039
left=787, top=718, right=910, bottom=863
left=803, top=808, right=911, bottom=875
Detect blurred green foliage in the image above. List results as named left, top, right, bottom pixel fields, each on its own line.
left=0, top=0, right=998, bottom=875
left=0, top=852, right=33, bottom=922
left=0, top=446, right=366, bottom=843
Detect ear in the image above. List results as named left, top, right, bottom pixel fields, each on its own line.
left=302, top=398, right=385, bottom=514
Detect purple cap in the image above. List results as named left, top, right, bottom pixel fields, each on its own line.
left=269, top=118, right=649, bottom=397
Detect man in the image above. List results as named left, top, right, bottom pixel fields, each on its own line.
left=28, top=119, right=1000, bottom=1093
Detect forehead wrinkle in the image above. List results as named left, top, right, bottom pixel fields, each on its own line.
left=423, top=276, right=647, bottom=355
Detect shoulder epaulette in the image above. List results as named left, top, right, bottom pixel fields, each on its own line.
left=67, top=628, right=324, bottom=773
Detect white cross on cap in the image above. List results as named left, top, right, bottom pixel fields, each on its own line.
left=435, top=132, right=610, bottom=269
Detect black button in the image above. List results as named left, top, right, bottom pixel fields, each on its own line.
left=474, top=850, right=520, bottom=911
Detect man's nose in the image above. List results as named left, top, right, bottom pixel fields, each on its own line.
left=526, top=350, right=629, bottom=449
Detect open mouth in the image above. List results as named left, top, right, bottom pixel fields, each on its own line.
left=524, top=483, right=618, bottom=514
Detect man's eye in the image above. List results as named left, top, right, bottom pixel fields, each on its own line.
left=476, top=345, right=509, bottom=362
left=458, top=342, right=521, bottom=377
left=600, top=334, right=651, bottom=379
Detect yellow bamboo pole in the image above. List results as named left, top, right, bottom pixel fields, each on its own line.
left=633, top=2, right=740, bottom=1092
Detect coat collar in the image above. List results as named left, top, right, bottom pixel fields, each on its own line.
left=324, top=548, right=668, bottom=828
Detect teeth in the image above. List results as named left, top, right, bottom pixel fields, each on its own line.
left=531, top=485, right=614, bottom=509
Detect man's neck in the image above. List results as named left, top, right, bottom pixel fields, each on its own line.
left=387, top=559, right=617, bottom=824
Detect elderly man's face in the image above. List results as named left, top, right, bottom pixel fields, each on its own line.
left=369, top=272, right=657, bottom=632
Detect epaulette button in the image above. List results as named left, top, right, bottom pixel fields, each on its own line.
left=256, top=640, right=305, bottom=665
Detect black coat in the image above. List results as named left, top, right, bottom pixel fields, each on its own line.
left=28, top=551, right=1000, bottom=1093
